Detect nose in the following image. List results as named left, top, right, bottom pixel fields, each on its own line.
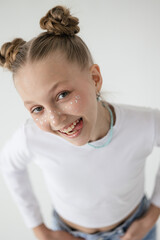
left=47, top=109, right=67, bottom=130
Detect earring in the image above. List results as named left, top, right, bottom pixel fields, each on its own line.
left=96, top=92, right=102, bottom=102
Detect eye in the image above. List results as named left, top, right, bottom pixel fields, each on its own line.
left=31, top=106, right=44, bottom=114
left=57, top=91, right=70, bottom=100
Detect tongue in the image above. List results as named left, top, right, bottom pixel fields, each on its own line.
left=74, top=118, right=82, bottom=131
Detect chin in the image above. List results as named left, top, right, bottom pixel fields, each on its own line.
left=69, top=141, right=87, bottom=146
left=67, top=135, right=90, bottom=146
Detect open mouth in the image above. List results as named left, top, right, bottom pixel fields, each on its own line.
left=58, top=117, right=83, bottom=138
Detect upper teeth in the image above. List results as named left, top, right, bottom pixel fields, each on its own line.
left=60, top=119, right=80, bottom=133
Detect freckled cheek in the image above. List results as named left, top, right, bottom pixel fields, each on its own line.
left=62, top=99, right=85, bottom=114
left=33, top=117, right=50, bottom=130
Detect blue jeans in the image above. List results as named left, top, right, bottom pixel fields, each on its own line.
left=51, top=195, right=157, bottom=240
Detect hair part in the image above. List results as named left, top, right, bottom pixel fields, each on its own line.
left=29, top=33, right=94, bottom=69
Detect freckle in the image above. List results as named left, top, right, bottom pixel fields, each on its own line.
left=75, top=95, right=80, bottom=99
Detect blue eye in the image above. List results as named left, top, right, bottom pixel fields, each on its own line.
left=31, top=91, right=69, bottom=114
left=58, top=91, right=69, bottom=100
left=32, top=106, right=44, bottom=114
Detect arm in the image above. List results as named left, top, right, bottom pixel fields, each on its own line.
left=143, top=203, right=160, bottom=226
left=33, top=224, right=51, bottom=240
left=0, top=124, right=43, bottom=228
left=0, top=124, right=84, bottom=239
left=121, top=108, right=160, bottom=239
left=32, top=223, right=85, bottom=240
left=120, top=203, right=160, bottom=240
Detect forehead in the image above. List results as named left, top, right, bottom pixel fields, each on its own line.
left=14, top=55, right=89, bottom=101
left=16, top=55, right=78, bottom=83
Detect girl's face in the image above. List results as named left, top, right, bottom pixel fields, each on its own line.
left=15, top=54, right=108, bottom=146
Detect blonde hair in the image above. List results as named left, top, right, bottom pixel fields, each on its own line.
left=0, top=6, right=94, bottom=77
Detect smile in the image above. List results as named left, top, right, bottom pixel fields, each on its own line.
left=59, top=118, right=81, bottom=134
left=58, top=118, right=83, bottom=138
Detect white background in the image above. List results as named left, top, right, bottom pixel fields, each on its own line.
left=0, top=0, right=160, bottom=239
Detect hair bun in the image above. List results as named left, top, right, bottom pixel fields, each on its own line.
left=40, top=6, right=80, bottom=36
left=0, top=38, right=26, bottom=71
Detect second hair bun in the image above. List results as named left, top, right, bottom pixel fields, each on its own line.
left=40, top=6, right=80, bottom=36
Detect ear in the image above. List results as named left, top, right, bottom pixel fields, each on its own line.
left=90, top=64, right=103, bottom=92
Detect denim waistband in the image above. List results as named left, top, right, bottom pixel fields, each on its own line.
left=53, top=195, right=150, bottom=240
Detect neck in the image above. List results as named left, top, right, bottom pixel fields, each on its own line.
left=88, top=101, right=111, bottom=143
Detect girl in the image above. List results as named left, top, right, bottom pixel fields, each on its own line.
left=0, top=5, right=160, bottom=240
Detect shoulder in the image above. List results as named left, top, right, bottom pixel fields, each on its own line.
left=0, top=118, right=35, bottom=171
left=112, top=102, right=156, bottom=121
left=0, top=118, right=36, bottom=156
left=110, top=102, right=159, bottom=134
left=115, top=102, right=153, bottom=113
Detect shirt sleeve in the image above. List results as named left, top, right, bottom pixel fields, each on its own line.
left=150, top=108, right=160, bottom=208
left=0, top=122, right=44, bottom=228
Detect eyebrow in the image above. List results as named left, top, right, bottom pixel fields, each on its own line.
left=24, top=80, right=68, bottom=105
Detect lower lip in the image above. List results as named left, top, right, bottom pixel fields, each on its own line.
left=58, top=118, right=83, bottom=138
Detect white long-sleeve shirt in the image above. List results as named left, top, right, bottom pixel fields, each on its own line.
left=0, top=102, right=160, bottom=229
